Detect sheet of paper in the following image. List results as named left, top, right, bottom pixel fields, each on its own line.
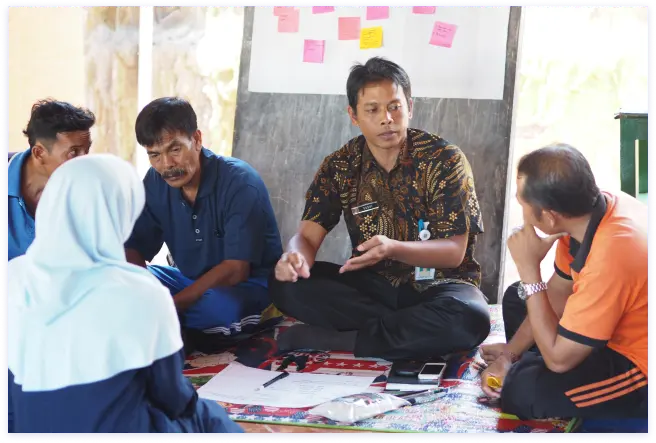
left=413, top=6, right=436, bottom=14
left=197, top=363, right=376, bottom=408
left=429, top=21, right=458, bottom=48
left=273, top=6, right=294, bottom=16
left=338, top=17, right=360, bottom=41
left=366, top=6, right=389, bottom=20
left=277, top=9, right=299, bottom=33
left=303, top=39, right=325, bottom=63
left=312, top=6, right=335, bottom=14
left=360, top=26, right=383, bottom=49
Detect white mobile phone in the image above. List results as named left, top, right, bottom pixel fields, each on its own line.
left=417, top=362, right=447, bottom=381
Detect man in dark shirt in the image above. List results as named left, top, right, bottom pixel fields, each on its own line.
left=126, top=97, right=283, bottom=348
left=269, top=57, right=491, bottom=360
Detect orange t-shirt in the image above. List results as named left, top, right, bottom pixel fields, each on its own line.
left=555, top=191, right=648, bottom=377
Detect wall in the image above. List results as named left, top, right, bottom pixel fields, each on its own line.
left=8, top=7, right=87, bottom=151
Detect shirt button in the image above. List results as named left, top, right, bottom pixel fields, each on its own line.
left=192, top=215, right=197, bottom=220
left=195, top=229, right=200, bottom=234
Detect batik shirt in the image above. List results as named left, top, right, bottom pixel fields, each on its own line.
left=302, top=128, right=484, bottom=291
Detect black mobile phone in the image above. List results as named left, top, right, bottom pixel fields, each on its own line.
left=392, top=360, right=425, bottom=377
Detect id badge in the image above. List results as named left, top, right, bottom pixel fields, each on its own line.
left=351, top=201, right=379, bottom=216
left=415, top=267, right=436, bottom=281
left=415, top=219, right=435, bottom=281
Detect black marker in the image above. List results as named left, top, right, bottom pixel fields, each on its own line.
left=258, top=371, right=289, bottom=390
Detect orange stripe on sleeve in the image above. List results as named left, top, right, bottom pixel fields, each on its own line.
left=570, top=373, right=646, bottom=403
left=575, top=380, right=648, bottom=408
left=565, top=368, right=640, bottom=397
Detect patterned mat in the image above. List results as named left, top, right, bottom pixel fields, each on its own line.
left=183, top=305, right=573, bottom=433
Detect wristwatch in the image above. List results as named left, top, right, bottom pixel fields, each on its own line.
left=517, top=281, right=548, bottom=301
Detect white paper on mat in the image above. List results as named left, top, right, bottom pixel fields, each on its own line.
left=249, top=6, right=510, bottom=100
left=197, top=362, right=376, bottom=408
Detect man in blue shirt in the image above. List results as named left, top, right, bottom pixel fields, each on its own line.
left=125, top=97, right=283, bottom=350
left=8, top=99, right=96, bottom=260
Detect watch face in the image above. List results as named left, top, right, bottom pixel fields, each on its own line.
left=517, top=284, right=526, bottom=300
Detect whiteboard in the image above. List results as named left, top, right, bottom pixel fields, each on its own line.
left=248, top=6, right=510, bottom=100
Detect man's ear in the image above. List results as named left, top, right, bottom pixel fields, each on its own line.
left=407, top=97, right=414, bottom=119
left=543, top=210, right=558, bottom=230
left=192, top=130, right=203, bottom=151
left=347, top=106, right=359, bottom=127
left=31, top=143, right=48, bottom=164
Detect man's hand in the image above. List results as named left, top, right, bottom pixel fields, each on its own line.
left=479, top=343, right=511, bottom=364
left=173, top=287, right=202, bottom=312
left=480, top=354, right=513, bottom=399
left=275, top=252, right=311, bottom=282
left=507, top=224, right=566, bottom=278
left=339, top=235, right=397, bottom=273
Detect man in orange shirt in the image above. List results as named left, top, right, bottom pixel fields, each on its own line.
left=480, top=144, right=647, bottom=419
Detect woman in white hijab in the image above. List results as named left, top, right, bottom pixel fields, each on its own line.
left=7, top=154, right=242, bottom=433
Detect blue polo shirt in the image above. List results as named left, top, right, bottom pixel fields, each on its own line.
left=125, top=148, right=282, bottom=283
left=8, top=149, right=35, bottom=261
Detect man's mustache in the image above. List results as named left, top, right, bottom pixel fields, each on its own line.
left=162, top=168, right=186, bottom=179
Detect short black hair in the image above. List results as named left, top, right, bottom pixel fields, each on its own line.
left=346, top=57, right=412, bottom=113
left=22, top=99, right=95, bottom=149
left=517, top=143, right=601, bottom=218
left=135, top=97, right=198, bottom=147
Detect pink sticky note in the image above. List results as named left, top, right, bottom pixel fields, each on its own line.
left=366, top=6, right=389, bottom=20
left=413, top=6, right=436, bottom=14
left=303, top=39, right=325, bottom=63
left=429, top=21, right=458, bottom=48
left=278, top=9, right=299, bottom=33
left=338, top=17, right=361, bottom=41
left=273, top=6, right=294, bottom=16
left=312, top=6, right=335, bottom=14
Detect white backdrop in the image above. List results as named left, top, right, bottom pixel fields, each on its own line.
left=248, top=6, right=510, bottom=100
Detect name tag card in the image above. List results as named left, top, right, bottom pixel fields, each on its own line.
left=351, top=202, right=379, bottom=216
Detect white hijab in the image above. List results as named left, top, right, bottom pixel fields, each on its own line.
left=8, top=154, right=182, bottom=392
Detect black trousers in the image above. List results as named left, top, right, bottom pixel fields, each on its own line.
left=500, top=283, right=648, bottom=419
left=269, top=261, right=491, bottom=361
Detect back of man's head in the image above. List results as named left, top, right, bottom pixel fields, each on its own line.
left=517, top=143, right=600, bottom=218
left=22, top=99, right=96, bottom=149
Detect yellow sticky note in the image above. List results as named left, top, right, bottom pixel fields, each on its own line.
left=360, top=26, right=383, bottom=49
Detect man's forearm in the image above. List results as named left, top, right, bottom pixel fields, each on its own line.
left=287, top=233, right=319, bottom=268
left=175, top=260, right=249, bottom=311
left=521, top=269, right=562, bottom=367
left=390, top=238, right=465, bottom=269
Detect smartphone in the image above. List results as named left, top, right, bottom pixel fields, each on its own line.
left=418, top=362, right=447, bottom=381
left=392, top=360, right=425, bottom=377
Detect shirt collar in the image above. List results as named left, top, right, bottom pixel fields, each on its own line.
left=361, top=130, right=411, bottom=174
left=8, top=148, right=31, bottom=198
left=570, top=193, right=608, bottom=273
left=195, top=147, right=219, bottom=199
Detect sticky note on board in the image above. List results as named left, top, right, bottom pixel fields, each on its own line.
left=366, top=6, right=389, bottom=20
left=303, top=39, right=325, bottom=63
left=273, top=6, right=294, bottom=16
left=360, top=26, right=383, bottom=49
left=312, top=6, right=335, bottom=14
left=429, top=21, right=458, bottom=48
left=338, top=17, right=361, bottom=40
left=413, top=6, right=436, bottom=14
left=278, top=9, right=300, bottom=33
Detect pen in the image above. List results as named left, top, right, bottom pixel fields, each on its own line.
left=257, top=371, right=289, bottom=390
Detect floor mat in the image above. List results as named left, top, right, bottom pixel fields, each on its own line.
left=183, top=305, right=573, bottom=433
